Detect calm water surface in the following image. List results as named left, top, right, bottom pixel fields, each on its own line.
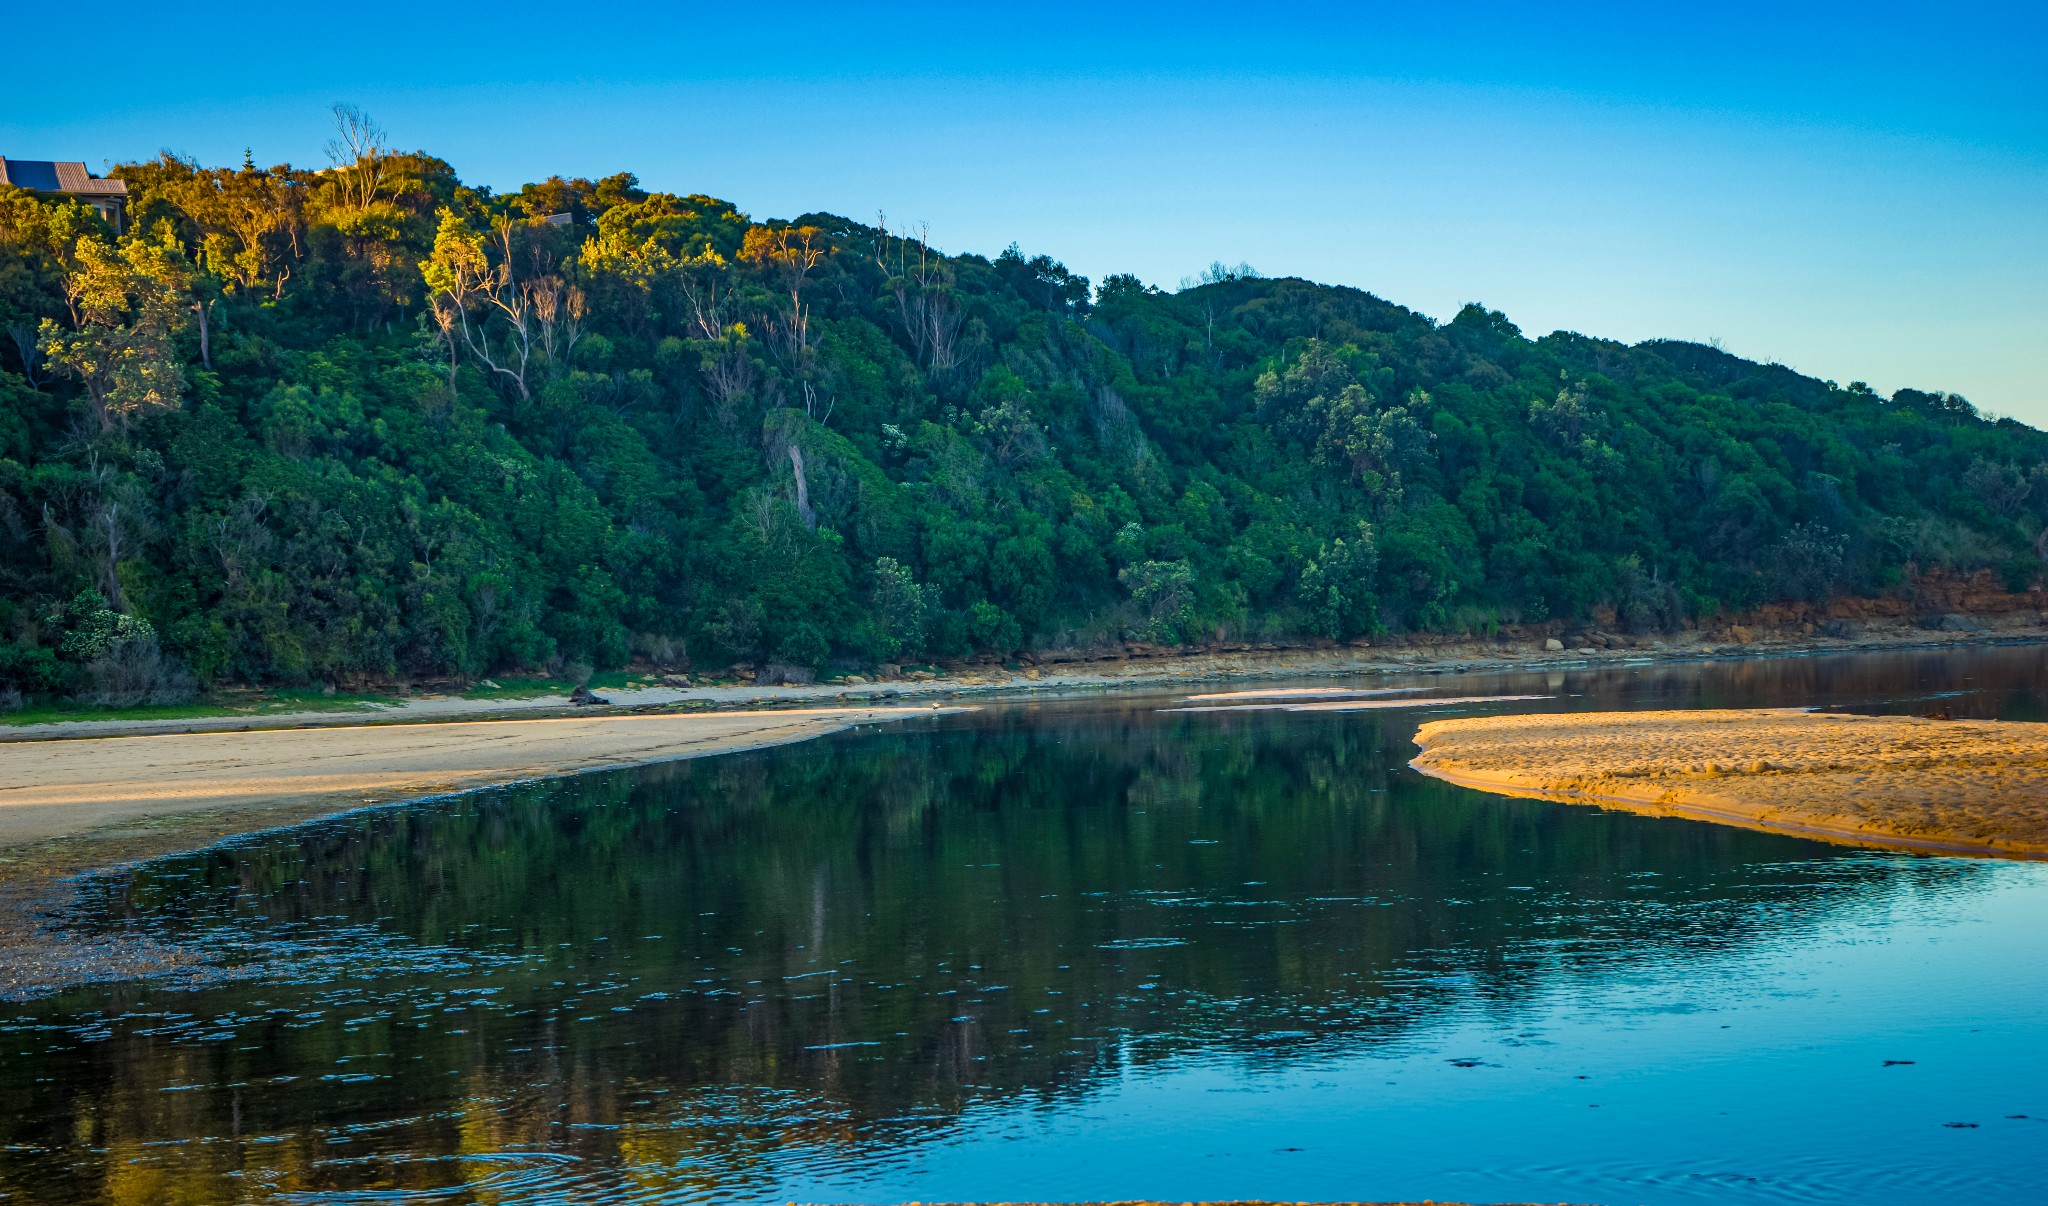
left=3, top=646, right=2047, bottom=1204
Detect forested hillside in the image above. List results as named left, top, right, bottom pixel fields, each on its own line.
left=3, top=118, right=2045, bottom=702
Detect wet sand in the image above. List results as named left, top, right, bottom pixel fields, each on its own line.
left=0, top=706, right=953, bottom=997
left=1410, top=709, right=2048, bottom=858
left=1166, top=693, right=1547, bottom=714
left=0, top=706, right=948, bottom=850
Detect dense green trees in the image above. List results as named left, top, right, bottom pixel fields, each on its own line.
left=2, top=120, right=2044, bottom=700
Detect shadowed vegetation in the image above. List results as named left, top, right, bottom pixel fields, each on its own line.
left=4, top=111, right=2045, bottom=705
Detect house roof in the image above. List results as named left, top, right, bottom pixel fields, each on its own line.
left=0, top=158, right=126, bottom=197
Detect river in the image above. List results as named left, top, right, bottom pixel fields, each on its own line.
left=2, top=645, right=2045, bottom=1203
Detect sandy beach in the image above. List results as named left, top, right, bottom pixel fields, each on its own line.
left=1410, top=709, right=2048, bottom=857
left=0, top=705, right=955, bottom=996
left=0, top=706, right=949, bottom=851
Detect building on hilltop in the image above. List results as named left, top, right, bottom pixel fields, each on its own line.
left=0, top=157, right=127, bottom=231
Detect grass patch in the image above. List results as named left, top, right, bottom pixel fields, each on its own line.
left=1, top=692, right=387, bottom=728
left=2, top=701, right=244, bottom=727
left=5, top=669, right=773, bottom=727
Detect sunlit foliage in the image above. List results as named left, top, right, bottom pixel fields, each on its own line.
left=2, top=122, right=2045, bottom=698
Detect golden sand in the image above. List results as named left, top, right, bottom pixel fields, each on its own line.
left=1409, top=709, right=2048, bottom=858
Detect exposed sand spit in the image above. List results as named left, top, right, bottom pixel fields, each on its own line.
left=0, top=706, right=947, bottom=849
left=1167, top=694, right=1548, bottom=714
left=1180, top=687, right=1432, bottom=701
left=0, top=706, right=952, bottom=997
left=1409, top=709, right=2048, bottom=858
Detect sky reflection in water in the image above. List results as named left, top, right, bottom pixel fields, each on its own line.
left=2, top=646, right=2046, bottom=1204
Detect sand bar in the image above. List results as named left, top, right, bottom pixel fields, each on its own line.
left=1180, top=687, right=1431, bottom=701
left=0, top=706, right=949, bottom=850
left=1166, top=694, right=1548, bottom=714
left=1410, top=709, right=2048, bottom=858
left=0, top=706, right=954, bottom=997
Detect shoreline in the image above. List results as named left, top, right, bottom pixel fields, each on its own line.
left=1410, top=760, right=2048, bottom=860
left=0, top=706, right=955, bottom=998
left=1, top=627, right=2041, bottom=881
left=0, top=705, right=959, bottom=849
left=7, top=616, right=2046, bottom=743
left=1410, top=709, right=2048, bottom=860
left=3, top=629, right=2044, bottom=995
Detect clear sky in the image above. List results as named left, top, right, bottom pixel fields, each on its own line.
left=5, top=2, right=2043, bottom=423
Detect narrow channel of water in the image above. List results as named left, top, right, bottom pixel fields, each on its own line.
left=1, top=645, right=2044, bottom=1203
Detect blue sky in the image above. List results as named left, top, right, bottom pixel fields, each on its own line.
left=5, top=2, right=2042, bottom=422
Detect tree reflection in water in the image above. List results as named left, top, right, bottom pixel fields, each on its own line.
left=0, top=694, right=2003, bottom=1203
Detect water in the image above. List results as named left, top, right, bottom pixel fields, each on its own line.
left=2, top=645, right=2046, bottom=1204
